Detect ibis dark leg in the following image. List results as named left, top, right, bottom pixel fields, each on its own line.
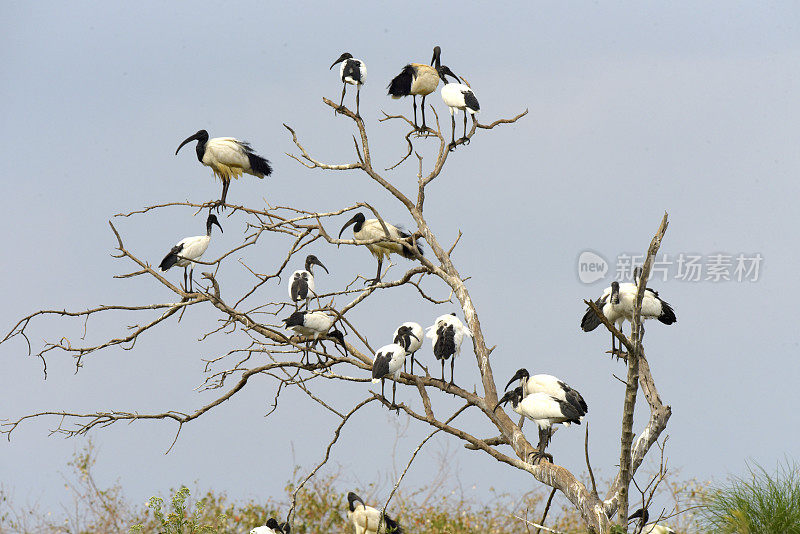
left=183, top=267, right=189, bottom=292
left=440, top=359, right=445, bottom=383
left=356, top=85, right=361, bottom=117
left=531, top=427, right=553, bottom=463
left=410, top=353, right=415, bottom=375
left=412, top=96, right=418, bottom=129
left=462, top=112, right=470, bottom=144
left=367, top=257, right=383, bottom=286
left=339, top=83, right=347, bottom=109
left=450, top=114, right=456, bottom=147
left=218, top=179, right=230, bottom=211
left=449, top=357, right=455, bottom=387
left=420, top=95, right=428, bottom=130
left=391, top=380, right=398, bottom=412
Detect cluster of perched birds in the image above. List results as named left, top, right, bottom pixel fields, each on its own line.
left=331, top=45, right=480, bottom=146
left=157, top=45, right=677, bottom=534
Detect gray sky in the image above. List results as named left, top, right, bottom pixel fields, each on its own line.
left=2, top=0, right=799, bottom=526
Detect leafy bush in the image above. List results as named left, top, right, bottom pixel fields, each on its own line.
left=697, top=460, right=800, bottom=534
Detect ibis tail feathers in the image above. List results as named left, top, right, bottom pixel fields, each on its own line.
left=159, top=245, right=183, bottom=271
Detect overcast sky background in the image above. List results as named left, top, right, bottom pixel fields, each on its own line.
left=2, top=1, right=799, bottom=528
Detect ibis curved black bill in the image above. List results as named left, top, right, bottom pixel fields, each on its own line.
left=505, top=369, right=527, bottom=392
left=175, top=130, right=208, bottom=155
left=330, top=52, right=352, bottom=70
left=338, top=214, right=361, bottom=240
left=310, top=256, right=329, bottom=274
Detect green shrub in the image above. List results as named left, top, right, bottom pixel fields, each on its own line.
left=697, top=460, right=800, bottom=534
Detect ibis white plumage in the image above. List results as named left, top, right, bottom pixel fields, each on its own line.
left=330, top=52, right=367, bottom=116
left=338, top=212, right=423, bottom=285
left=495, top=386, right=582, bottom=463
left=387, top=46, right=442, bottom=130
left=371, top=343, right=407, bottom=411
left=392, top=322, right=423, bottom=374
left=425, top=313, right=471, bottom=387
left=437, top=65, right=480, bottom=148
left=346, top=492, right=404, bottom=534
left=282, top=311, right=343, bottom=362
left=288, top=255, right=329, bottom=309
left=504, top=369, right=588, bottom=420
left=175, top=129, right=272, bottom=209
left=250, top=517, right=290, bottom=534
left=159, top=213, right=222, bottom=292
left=581, top=275, right=676, bottom=355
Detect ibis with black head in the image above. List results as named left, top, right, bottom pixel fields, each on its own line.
left=330, top=52, right=367, bottom=116
left=437, top=65, right=480, bottom=149
left=338, top=212, right=423, bottom=285
left=159, top=213, right=222, bottom=292
left=288, top=255, right=329, bottom=309
left=387, top=46, right=442, bottom=130
left=175, top=129, right=272, bottom=209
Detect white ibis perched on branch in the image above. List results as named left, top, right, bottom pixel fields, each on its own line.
left=346, top=492, right=404, bottom=534
left=392, top=322, right=423, bottom=374
left=387, top=46, right=442, bottom=130
left=372, top=342, right=408, bottom=412
left=282, top=311, right=343, bottom=362
left=495, top=387, right=582, bottom=463
left=505, top=369, right=588, bottom=419
left=426, top=313, right=471, bottom=387
left=175, top=129, right=272, bottom=209
left=338, top=212, right=423, bottom=285
left=330, top=52, right=367, bottom=116
left=288, top=255, right=328, bottom=309
left=581, top=272, right=676, bottom=355
left=159, top=213, right=222, bottom=292
left=437, top=65, right=480, bottom=149
left=250, top=518, right=290, bottom=534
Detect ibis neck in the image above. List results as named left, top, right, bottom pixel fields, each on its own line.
left=195, top=138, right=206, bottom=162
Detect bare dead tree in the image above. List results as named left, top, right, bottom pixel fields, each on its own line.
left=0, top=90, right=674, bottom=533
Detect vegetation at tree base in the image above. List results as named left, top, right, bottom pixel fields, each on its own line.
left=696, top=460, right=800, bottom=534
left=0, top=443, right=719, bottom=533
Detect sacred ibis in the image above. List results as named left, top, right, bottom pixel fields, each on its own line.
left=495, top=387, right=582, bottom=463
left=436, top=65, right=480, bottom=148
left=159, top=213, right=222, bottom=292
left=387, top=46, right=442, bottom=130
left=392, top=322, right=423, bottom=374
left=372, top=343, right=408, bottom=412
left=347, top=492, right=404, bottom=534
left=175, top=129, right=272, bottom=209
left=338, top=212, right=423, bottom=285
left=330, top=52, right=367, bottom=116
left=282, top=311, right=343, bottom=362
left=629, top=508, right=674, bottom=534
left=250, top=517, right=290, bottom=534
left=426, top=313, right=471, bottom=387
left=581, top=277, right=676, bottom=356
left=288, top=255, right=329, bottom=309
left=504, top=369, right=588, bottom=419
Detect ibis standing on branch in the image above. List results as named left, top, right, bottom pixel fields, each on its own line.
left=387, top=46, right=442, bottom=130
left=495, top=386, right=582, bottom=463
left=159, top=213, right=222, bottom=292
left=346, top=492, right=404, bottom=534
left=426, top=313, right=471, bottom=387
left=437, top=65, right=480, bottom=148
left=175, top=129, right=272, bottom=209
left=282, top=311, right=343, bottom=362
left=581, top=272, right=676, bottom=355
left=288, top=255, right=329, bottom=309
left=504, top=369, right=588, bottom=419
left=392, top=322, right=423, bottom=374
left=338, top=212, right=423, bottom=285
left=250, top=517, right=290, bottom=534
left=330, top=52, right=367, bottom=116
left=372, top=342, right=409, bottom=411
